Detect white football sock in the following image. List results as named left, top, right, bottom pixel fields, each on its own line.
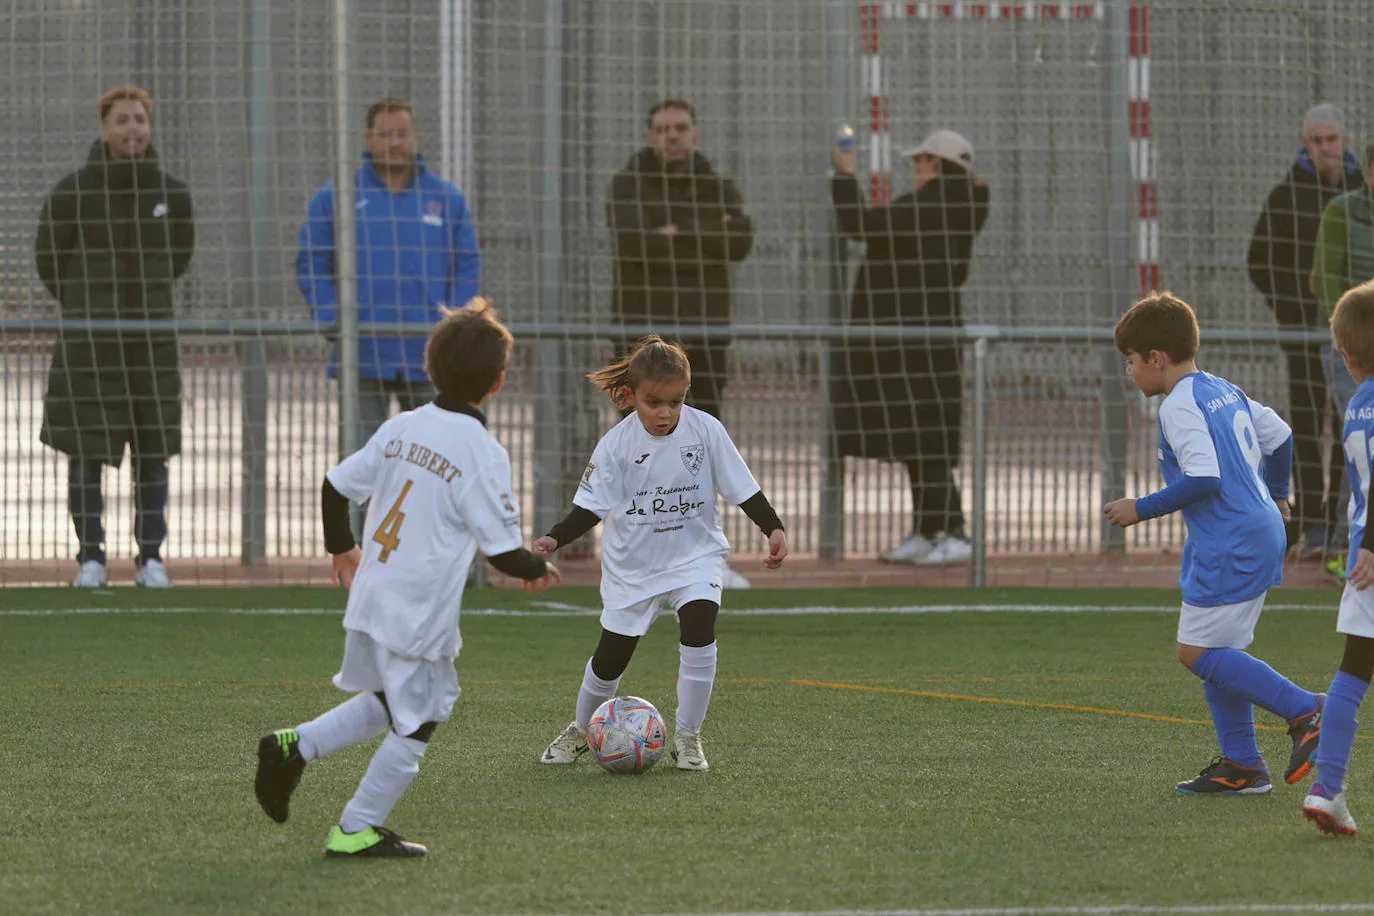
left=295, top=692, right=390, bottom=761
left=675, top=642, right=718, bottom=734
left=575, top=657, right=621, bottom=728
left=338, top=731, right=427, bottom=833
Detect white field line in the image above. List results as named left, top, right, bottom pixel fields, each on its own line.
left=0, top=603, right=1334, bottom=618
left=645, top=906, right=1374, bottom=916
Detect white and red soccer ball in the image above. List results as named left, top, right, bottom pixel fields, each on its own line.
left=586, top=696, right=667, bottom=774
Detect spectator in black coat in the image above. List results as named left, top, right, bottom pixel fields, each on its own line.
left=1247, top=103, right=1363, bottom=558
left=831, top=130, right=989, bottom=566
left=36, top=85, right=195, bottom=589
left=606, top=99, right=755, bottom=420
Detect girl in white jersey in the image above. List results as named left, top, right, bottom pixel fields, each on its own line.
left=534, top=337, right=788, bottom=770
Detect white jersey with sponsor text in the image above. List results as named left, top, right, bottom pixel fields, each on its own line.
left=326, top=403, right=525, bottom=661
left=574, top=406, right=760, bottom=609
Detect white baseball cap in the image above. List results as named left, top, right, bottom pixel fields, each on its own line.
left=901, top=129, right=974, bottom=169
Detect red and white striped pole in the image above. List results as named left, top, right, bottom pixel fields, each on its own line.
left=1129, top=2, right=1158, bottom=294
left=860, top=3, right=891, bottom=204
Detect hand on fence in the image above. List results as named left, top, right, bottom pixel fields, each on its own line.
left=331, top=546, right=362, bottom=588
left=523, top=561, right=562, bottom=594
left=831, top=146, right=856, bottom=175
left=763, top=528, right=789, bottom=569
left=1277, top=500, right=1291, bottom=523
left=531, top=535, right=558, bottom=557
left=1102, top=498, right=1140, bottom=528
left=1349, top=550, right=1374, bottom=591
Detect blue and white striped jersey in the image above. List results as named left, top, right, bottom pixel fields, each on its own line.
left=1157, top=372, right=1290, bottom=606
left=1341, top=378, right=1374, bottom=572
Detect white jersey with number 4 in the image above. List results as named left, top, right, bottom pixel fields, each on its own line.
left=575, top=405, right=761, bottom=609
left=326, top=403, right=525, bottom=662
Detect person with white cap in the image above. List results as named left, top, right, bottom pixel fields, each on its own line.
left=1247, top=103, right=1364, bottom=564
left=831, top=129, right=990, bottom=566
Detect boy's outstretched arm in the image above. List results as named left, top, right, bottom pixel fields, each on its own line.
left=321, top=476, right=361, bottom=587
left=1104, top=476, right=1222, bottom=528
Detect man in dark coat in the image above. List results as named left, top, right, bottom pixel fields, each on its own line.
left=606, top=99, right=755, bottom=421
left=35, top=85, right=195, bottom=587
left=831, top=129, right=989, bottom=566
left=1247, top=102, right=1363, bottom=559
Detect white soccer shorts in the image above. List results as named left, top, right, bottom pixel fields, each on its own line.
left=332, top=628, right=461, bottom=737
left=1177, top=593, right=1266, bottom=649
left=1337, top=583, right=1374, bottom=639
left=600, top=580, right=724, bottom=638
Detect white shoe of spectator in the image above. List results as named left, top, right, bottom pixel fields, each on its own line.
left=916, top=533, right=973, bottom=565
left=72, top=560, right=108, bottom=588
left=721, top=566, right=752, bottom=590
left=880, top=532, right=935, bottom=564
left=135, top=559, right=173, bottom=588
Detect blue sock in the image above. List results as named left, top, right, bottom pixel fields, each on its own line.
left=1202, top=681, right=1261, bottom=768
left=1191, top=648, right=1318, bottom=721
left=1312, top=670, right=1369, bottom=796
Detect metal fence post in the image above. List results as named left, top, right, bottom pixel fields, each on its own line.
left=333, top=0, right=359, bottom=461
left=1099, top=0, right=1132, bottom=554
left=533, top=0, right=566, bottom=539
left=819, top=0, right=853, bottom=561
left=241, top=0, right=271, bottom=565
left=970, top=335, right=989, bottom=587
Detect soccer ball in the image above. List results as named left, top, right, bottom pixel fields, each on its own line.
left=586, top=696, right=668, bottom=775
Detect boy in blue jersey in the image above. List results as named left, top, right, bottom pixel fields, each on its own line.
left=1302, top=279, right=1374, bottom=836
left=1104, top=292, right=1323, bottom=795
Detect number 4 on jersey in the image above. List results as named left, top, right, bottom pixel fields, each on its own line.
left=372, top=480, right=414, bottom=563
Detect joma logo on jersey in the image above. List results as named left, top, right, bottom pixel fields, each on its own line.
left=680, top=445, right=704, bottom=476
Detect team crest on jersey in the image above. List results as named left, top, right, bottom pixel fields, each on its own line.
left=500, top=492, right=515, bottom=513
left=422, top=200, right=444, bottom=226
left=680, top=444, right=704, bottom=476
left=583, top=462, right=595, bottom=482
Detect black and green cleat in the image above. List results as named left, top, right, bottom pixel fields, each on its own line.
left=254, top=728, right=306, bottom=823
left=325, top=825, right=427, bottom=858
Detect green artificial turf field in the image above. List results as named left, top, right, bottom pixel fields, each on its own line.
left=2, top=586, right=1370, bottom=915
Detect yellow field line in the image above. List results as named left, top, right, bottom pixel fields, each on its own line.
left=790, top=678, right=1370, bottom=739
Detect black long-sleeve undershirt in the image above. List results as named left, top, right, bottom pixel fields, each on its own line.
left=322, top=475, right=547, bottom=580
left=544, top=489, right=783, bottom=551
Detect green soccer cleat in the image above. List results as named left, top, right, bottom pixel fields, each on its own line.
left=254, top=728, right=306, bottom=823
left=325, top=825, right=427, bottom=858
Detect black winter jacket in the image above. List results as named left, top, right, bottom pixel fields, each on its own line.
left=36, top=140, right=195, bottom=464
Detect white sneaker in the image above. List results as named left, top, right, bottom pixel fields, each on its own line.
left=916, top=533, right=973, bottom=566
left=880, top=532, right=935, bottom=563
left=671, top=729, right=709, bottom=771
left=1303, top=790, right=1358, bottom=836
left=71, top=560, right=108, bottom=588
left=720, top=566, right=751, bottom=590
left=134, top=559, right=172, bottom=588
left=539, top=721, right=588, bottom=765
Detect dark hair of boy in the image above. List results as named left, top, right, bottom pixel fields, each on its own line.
left=1113, top=291, right=1201, bottom=363
left=586, top=335, right=692, bottom=405
left=424, top=297, right=513, bottom=404
left=646, top=98, right=696, bottom=128
left=1331, top=279, right=1374, bottom=374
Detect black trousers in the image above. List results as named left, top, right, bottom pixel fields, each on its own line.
left=69, top=456, right=169, bottom=565
left=1282, top=341, right=1334, bottom=538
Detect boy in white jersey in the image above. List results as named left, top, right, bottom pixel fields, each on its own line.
left=1302, top=279, right=1374, bottom=836
left=253, top=298, right=559, bottom=857
left=534, top=336, right=788, bottom=771
left=1103, top=292, right=1322, bottom=795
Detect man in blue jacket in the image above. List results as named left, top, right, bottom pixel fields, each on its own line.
left=297, top=97, right=481, bottom=447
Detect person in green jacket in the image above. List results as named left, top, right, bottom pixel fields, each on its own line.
left=1310, top=140, right=1374, bottom=575
left=35, top=86, right=196, bottom=588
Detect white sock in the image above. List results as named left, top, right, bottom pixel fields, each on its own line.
left=574, top=657, right=621, bottom=728
left=675, top=642, right=718, bottom=734
left=295, top=692, right=390, bottom=761
left=338, top=731, right=427, bottom=833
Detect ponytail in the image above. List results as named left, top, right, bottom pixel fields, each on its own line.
left=587, top=336, right=692, bottom=407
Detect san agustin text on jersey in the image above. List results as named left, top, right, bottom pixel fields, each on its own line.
left=382, top=438, right=462, bottom=483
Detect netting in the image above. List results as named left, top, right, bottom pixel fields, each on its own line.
left=4, top=0, right=1374, bottom=587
